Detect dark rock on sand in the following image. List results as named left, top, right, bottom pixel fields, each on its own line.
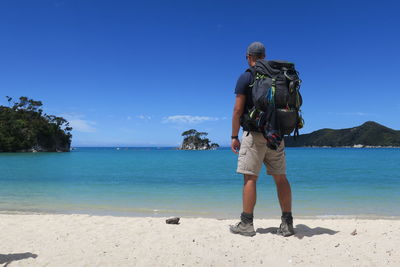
left=166, top=217, right=180, bottom=224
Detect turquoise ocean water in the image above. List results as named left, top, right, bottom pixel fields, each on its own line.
left=0, top=148, right=399, bottom=218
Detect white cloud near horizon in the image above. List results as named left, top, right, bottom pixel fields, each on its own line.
left=61, top=113, right=96, bottom=133
left=69, top=119, right=96, bottom=132
left=329, top=112, right=378, bottom=117
left=162, top=115, right=223, bottom=124
left=343, top=112, right=369, bottom=116
left=137, top=115, right=152, bottom=120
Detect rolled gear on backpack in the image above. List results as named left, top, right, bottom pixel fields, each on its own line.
left=245, top=59, right=304, bottom=149
left=257, top=103, right=283, bottom=150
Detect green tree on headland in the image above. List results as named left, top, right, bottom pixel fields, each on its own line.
left=0, top=96, right=72, bottom=152
left=180, top=129, right=219, bottom=150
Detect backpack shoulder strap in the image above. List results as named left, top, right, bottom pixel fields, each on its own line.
left=246, top=67, right=256, bottom=87
left=246, top=66, right=256, bottom=76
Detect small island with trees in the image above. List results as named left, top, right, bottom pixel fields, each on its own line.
left=0, top=96, right=72, bottom=152
left=179, top=129, right=219, bottom=150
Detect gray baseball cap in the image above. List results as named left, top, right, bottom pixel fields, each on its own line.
left=247, top=42, right=265, bottom=56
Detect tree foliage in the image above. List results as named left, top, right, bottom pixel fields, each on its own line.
left=181, top=129, right=197, bottom=137
left=0, top=96, right=72, bottom=152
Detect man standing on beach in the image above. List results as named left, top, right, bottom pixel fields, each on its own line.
left=229, top=42, right=294, bottom=237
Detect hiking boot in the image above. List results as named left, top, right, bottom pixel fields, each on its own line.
left=276, top=217, right=295, bottom=237
left=229, top=222, right=256, bottom=237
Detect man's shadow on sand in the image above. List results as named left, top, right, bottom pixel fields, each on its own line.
left=256, top=224, right=339, bottom=239
left=0, top=252, right=38, bottom=266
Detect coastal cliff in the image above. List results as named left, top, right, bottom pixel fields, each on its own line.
left=284, top=121, right=400, bottom=147
left=0, top=96, right=72, bottom=152
left=179, top=129, right=219, bottom=150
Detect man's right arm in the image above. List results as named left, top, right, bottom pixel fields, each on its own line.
left=231, top=94, right=246, bottom=154
left=231, top=72, right=251, bottom=154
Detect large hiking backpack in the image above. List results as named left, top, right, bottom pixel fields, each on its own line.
left=244, top=59, right=304, bottom=149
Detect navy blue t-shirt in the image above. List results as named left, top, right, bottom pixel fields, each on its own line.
left=234, top=71, right=254, bottom=114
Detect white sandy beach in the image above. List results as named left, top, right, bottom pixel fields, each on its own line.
left=0, top=214, right=399, bottom=266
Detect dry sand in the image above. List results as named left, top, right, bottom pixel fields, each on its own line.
left=0, top=214, right=399, bottom=266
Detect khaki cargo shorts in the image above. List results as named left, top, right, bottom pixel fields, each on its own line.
left=237, top=131, right=286, bottom=176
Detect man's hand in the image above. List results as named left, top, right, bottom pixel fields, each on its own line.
left=231, top=138, right=241, bottom=154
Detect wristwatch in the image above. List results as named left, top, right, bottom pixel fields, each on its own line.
left=231, top=136, right=239, bottom=140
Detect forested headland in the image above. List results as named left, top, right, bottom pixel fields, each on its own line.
left=0, top=96, right=72, bottom=152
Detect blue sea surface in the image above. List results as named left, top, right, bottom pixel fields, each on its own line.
left=0, top=147, right=399, bottom=218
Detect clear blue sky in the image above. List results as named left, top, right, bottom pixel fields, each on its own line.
left=1, top=0, right=399, bottom=146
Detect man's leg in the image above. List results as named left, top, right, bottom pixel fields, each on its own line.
left=272, top=174, right=294, bottom=236
left=230, top=174, right=258, bottom=237
left=232, top=131, right=265, bottom=237
left=272, top=174, right=292, bottom=212
left=243, top=174, right=258, bottom=214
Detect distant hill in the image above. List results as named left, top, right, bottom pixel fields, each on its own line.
left=284, top=121, right=400, bottom=147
